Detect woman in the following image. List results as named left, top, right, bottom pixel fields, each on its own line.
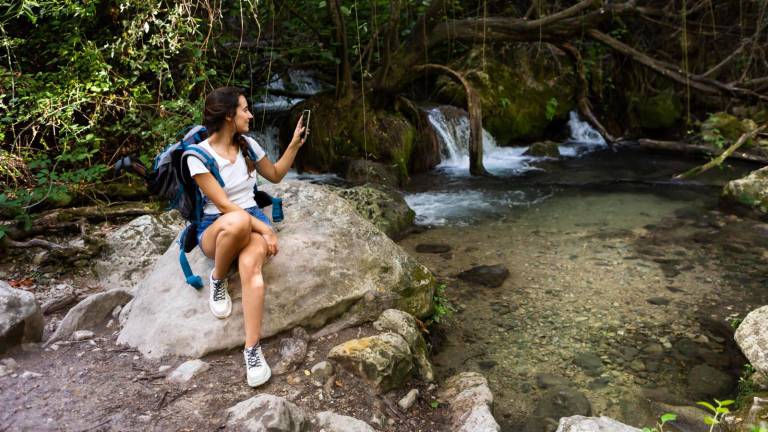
left=187, top=87, right=306, bottom=387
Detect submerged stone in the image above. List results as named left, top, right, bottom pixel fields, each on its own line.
left=457, top=264, right=510, bottom=288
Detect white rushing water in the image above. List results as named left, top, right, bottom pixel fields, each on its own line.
left=253, top=70, right=330, bottom=113
left=559, top=111, right=608, bottom=157
left=426, top=107, right=537, bottom=175
left=248, top=126, right=281, bottom=162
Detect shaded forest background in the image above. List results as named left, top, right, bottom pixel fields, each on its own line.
left=1, top=0, right=767, bottom=230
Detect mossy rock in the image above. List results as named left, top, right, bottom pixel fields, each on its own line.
left=722, top=166, right=768, bottom=214
left=701, top=112, right=759, bottom=147
left=633, top=88, right=683, bottom=130
left=435, top=45, right=576, bottom=145
left=524, top=140, right=561, bottom=158
left=335, top=184, right=415, bottom=239
left=291, top=94, right=417, bottom=178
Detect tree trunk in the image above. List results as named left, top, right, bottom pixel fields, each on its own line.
left=328, top=0, right=353, bottom=100
left=414, top=64, right=487, bottom=176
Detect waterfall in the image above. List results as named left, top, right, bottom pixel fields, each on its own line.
left=247, top=126, right=280, bottom=162
left=426, top=106, right=534, bottom=175
left=559, top=111, right=607, bottom=157
left=253, top=70, right=330, bottom=113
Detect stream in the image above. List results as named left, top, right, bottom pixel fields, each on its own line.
left=395, top=109, right=768, bottom=431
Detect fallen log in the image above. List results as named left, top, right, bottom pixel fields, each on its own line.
left=628, top=139, right=768, bottom=164
left=675, top=126, right=767, bottom=179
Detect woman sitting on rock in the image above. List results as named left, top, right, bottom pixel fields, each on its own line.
left=187, top=86, right=306, bottom=387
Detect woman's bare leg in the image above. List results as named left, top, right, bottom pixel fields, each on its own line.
left=200, top=210, right=251, bottom=279
left=239, top=232, right=269, bottom=347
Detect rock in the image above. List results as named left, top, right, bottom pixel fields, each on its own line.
left=272, top=334, right=308, bottom=376
left=634, top=88, right=683, bottom=130
left=226, top=394, right=308, bottom=432
left=686, top=364, right=736, bottom=398
left=94, top=211, right=185, bottom=292
left=573, top=352, right=603, bottom=376
left=158, top=365, right=171, bottom=373
left=398, top=389, right=419, bottom=411
left=311, top=411, right=375, bottom=432
left=415, top=243, right=452, bottom=254
left=1, top=358, right=18, bottom=369
left=342, top=159, right=400, bottom=189
left=335, top=184, right=415, bottom=239
left=72, top=330, right=94, bottom=341
left=702, top=112, right=755, bottom=143
left=524, top=141, right=561, bottom=158
left=555, top=415, right=641, bottom=432
left=21, top=370, right=42, bottom=379
left=118, top=181, right=435, bottom=359
left=310, top=361, right=334, bottom=379
left=0, top=281, right=44, bottom=352
left=48, top=290, right=132, bottom=345
left=328, top=332, right=413, bottom=393
left=723, top=166, right=768, bottom=214
left=646, top=297, right=670, bottom=306
left=167, top=359, right=210, bottom=384
left=438, top=372, right=499, bottom=432
left=373, top=309, right=434, bottom=381
left=535, top=374, right=570, bottom=389
left=525, top=386, right=591, bottom=432
left=456, top=265, right=510, bottom=288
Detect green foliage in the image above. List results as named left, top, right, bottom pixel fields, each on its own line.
left=697, top=399, right=734, bottom=432
left=735, top=363, right=758, bottom=408
left=642, top=412, right=677, bottom=432
left=426, top=283, right=456, bottom=325
left=545, top=97, right=559, bottom=121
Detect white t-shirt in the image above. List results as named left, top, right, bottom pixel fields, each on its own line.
left=186, top=136, right=267, bottom=215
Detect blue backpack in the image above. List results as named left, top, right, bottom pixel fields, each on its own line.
left=147, top=126, right=263, bottom=289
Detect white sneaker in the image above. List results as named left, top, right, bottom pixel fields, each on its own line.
left=244, top=344, right=271, bottom=387
left=209, top=271, right=232, bottom=319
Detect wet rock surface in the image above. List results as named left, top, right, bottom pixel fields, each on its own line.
left=456, top=264, right=510, bottom=288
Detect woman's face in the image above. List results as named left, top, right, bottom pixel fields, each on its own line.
left=232, top=95, right=253, bottom=133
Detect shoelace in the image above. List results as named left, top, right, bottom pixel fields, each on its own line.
left=212, top=279, right=226, bottom=302
left=246, top=346, right=262, bottom=368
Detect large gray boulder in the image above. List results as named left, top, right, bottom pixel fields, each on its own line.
left=118, top=181, right=435, bottom=359
left=556, top=416, right=641, bottom=432
left=226, top=394, right=308, bottom=432
left=722, top=166, right=768, bottom=214
left=438, top=372, right=499, bottom=432
left=0, top=281, right=43, bottom=352
left=328, top=332, right=413, bottom=393
left=94, top=211, right=185, bottom=292
left=48, top=290, right=133, bottom=344
left=735, top=305, right=768, bottom=387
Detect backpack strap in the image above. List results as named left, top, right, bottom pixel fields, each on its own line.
left=181, top=145, right=225, bottom=187
left=178, top=225, right=203, bottom=289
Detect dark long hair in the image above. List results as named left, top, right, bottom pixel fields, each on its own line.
left=202, top=87, right=256, bottom=174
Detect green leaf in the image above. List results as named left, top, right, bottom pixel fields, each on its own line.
left=430, top=400, right=439, bottom=409
left=704, top=416, right=716, bottom=426
left=697, top=401, right=716, bottom=413
left=340, top=5, right=351, bottom=15
left=719, top=400, right=735, bottom=407
left=659, top=413, right=677, bottom=423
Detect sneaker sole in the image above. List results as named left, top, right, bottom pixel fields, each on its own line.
left=209, top=298, right=232, bottom=319
left=247, top=369, right=271, bottom=387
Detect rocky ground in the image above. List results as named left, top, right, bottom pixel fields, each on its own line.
left=0, top=213, right=452, bottom=432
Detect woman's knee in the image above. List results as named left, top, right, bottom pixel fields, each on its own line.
left=220, top=210, right=251, bottom=236
left=240, top=235, right=267, bottom=267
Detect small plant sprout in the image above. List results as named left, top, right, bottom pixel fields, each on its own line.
left=642, top=412, right=677, bottom=432
left=697, top=399, right=734, bottom=432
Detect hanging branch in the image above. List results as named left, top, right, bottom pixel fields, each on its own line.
left=674, top=125, right=767, bottom=179
left=414, top=64, right=487, bottom=176
left=560, top=42, right=616, bottom=144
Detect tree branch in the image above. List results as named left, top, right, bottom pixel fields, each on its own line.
left=674, top=126, right=767, bottom=179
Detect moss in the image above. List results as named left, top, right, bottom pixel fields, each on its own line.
left=295, top=94, right=418, bottom=176
left=634, top=88, right=683, bottom=130
left=435, top=45, right=576, bottom=144
left=394, top=263, right=436, bottom=319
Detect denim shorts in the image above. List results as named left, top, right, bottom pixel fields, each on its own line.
left=196, top=206, right=272, bottom=246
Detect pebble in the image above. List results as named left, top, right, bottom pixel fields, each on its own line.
left=158, top=365, right=172, bottom=373
left=310, top=361, right=334, bottom=379
left=1, top=358, right=18, bottom=369
left=21, top=371, right=42, bottom=379
left=398, top=389, right=419, bottom=411
left=167, top=360, right=210, bottom=384
left=72, top=330, right=94, bottom=341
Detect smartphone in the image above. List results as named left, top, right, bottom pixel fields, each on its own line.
left=301, top=109, right=311, bottom=139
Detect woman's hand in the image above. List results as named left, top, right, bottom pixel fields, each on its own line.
left=262, top=230, right=279, bottom=256
left=290, top=114, right=308, bottom=148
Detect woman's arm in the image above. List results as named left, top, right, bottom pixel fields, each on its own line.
left=256, top=115, right=307, bottom=183
left=192, top=173, right=241, bottom=214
